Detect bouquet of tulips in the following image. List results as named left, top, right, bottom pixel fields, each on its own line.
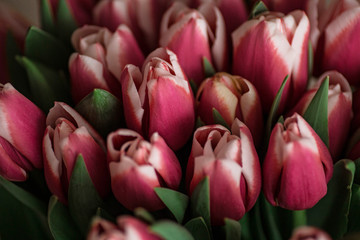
left=1, top=0, right=360, bottom=239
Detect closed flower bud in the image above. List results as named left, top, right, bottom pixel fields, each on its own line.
left=289, top=226, right=332, bottom=240
left=186, top=119, right=261, bottom=225
left=0, top=83, right=45, bottom=181
left=107, top=129, right=181, bottom=211
left=263, top=113, right=333, bottom=210
left=43, top=102, right=109, bottom=204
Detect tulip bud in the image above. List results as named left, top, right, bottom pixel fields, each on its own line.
left=121, top=48, right=195, bottom=150
left=196, top=72, right=263, bottom=145
left=160, top=2, right=228, bottom=85
left=43, top=102, right=109, bottom=204
left=186, top=119, right=261, bottom=225
left=87, top=216, right=161, bottom=240
left=263, top=113, right=333, bottom=210
left=0, top=83, right=45, bottom=181
left=289, top=226, right=332, bottom=240
left=107, top=129, right=181, bottom=211
left=232, top=10, right=309, bottom=112
left=289, top=71, right=353, bottom=159
left=309, top=0, right=360, bottom=86
left=69, top=25, right=143, bottom=103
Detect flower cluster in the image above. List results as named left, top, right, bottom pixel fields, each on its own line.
left=0, top=0, right=360, bottom=239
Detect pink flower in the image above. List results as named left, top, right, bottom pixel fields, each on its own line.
left=107, top=129, right=181, bottom=211
left=289, top=226, right=332, bottom=240
left=289, top=71, right=353, bottom=159
left=186, top=119, right=261, bottom=225
left=232, top=11, right=310, bottom=113
left=0, top=83, right=45, bottom=181
left=121, top=48, right=195, bottom=150
left=69, top=25, right=143, bottom=103
left=196, top=72, right=263, bottom=145
left=160, top=2, right=228, bottom=85
left=263, top=113, right=333, bottom=210
left=87, top=216, right=161, bottom=240
left=43, top=102, right=109, bottom=204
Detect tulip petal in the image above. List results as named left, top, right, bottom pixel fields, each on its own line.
left=0, top=137, right=27, bottom=181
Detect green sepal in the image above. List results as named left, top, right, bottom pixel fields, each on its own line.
left=196, top=117, right=205, bottom=129
left=249, top=1, right=268, bottom=19
left=154, top=187, right=189, bottom=223
left=224, top=218, right=242, bottom=240
left=190, top=79, right=198, bottom=97
left=68, top=155, right=104, bottom=235
left=40, top=0, right=56, bottom=34
left=190, top=177, right=211, bottom=231
left=307, top=159, right=355, bottom=239
left=151, top=221, right=194, bottom=240
left=184, top=217, right=211, bottom=240
left=212, top=108, right=230, bottom=130
left=75, top=89, right=124, bottom=138
left=48, top=196, right=82, bottom=240
left=203, top=57, right=216, bottom=78
left=16, top=56, right=71, bottom=112
left=134, top=207, right=156, bottom=224
left=25, top=26, right=70, bottom=70
left=303, top=76, right=329, bottom=147
left=56, top=0, right=78, bottom=46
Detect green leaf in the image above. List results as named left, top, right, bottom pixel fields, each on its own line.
left=250, top=1, right=268, bottom=19
left=154, top=187, right=189, bottom=223
left=75, top=89, right=124, bottom=138
left=134, top=208, right=155, bottom=224
left=249, top=201, right=267, bottom=240
left=0, top=187, right=51, bottom=240
left=191, top=177, right=211, bottom=231
left=212, top=108, right=230, bottom=130
left=151, top=221, right=194, bottom=240
left=56, top=0, right=78, bottom=45
left=48, top=196, right=82, bottom=240
left=224, top=218, right=242, bottom=240
left=5, top=32, right=30, bottom=98
left=239, top=213, right=252, bottom=240
left=260, top=194, right=282, bottom=240
left=265, top=75, right=289, bottom=141
left=308, top=41, right=313, bottom=80
left=96, top=207, right=115, bottom=222
left=25, top=26, right=70, bottom=70
left=0, top=176, right=47, bottom=215
left=307, top=159, right=355, bottom=239
left=303, top=77, right=329, bottom=147
left=68, top=155, right=104, bottom=234
left=354, top=158, right=360, bottom=185
left=40, top=0, right=55, bottom=34
left=203, top=57, right=216, bottom=78
left=184, top=217, right=211, bottom=240
left=347, top=184, right=360, bottom=233
left=16, top=56, right=71, bottom=112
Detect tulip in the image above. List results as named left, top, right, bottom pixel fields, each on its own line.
left=289, top=71, right=353, bottom=159
left=160, top=2, right=227, bottom=85
left=0, top=83, right=45, bottom=181
left=87, top=216, right=161, bottom=240
left=289, top=226, right=332, bottom=240
left=107, top=129, right=181, bottom=211
left=263, top=113, right=333, bottom=210
left=196, top=72, right=263, bottom=145
left=121, top=47, right=194, bottom=150
left=43, top=102, right=109, bottom=204
left=309, top=0, right=360, bottom=86
left=186, top=119, right=261, bottom=225
left=69, top=24, right=143, bottom=103
left=232, top=10, right=310, bottom=113
left=0, top=2, right=29, bottom=84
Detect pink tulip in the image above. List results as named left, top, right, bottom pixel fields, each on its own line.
left=260, top=0, right=309, bottom=13
left=121, top=48, right=195, bottom=150
left=87, top=216, right=161, bottom=240
left=107, top=129, right=181, bottom=211
left=186, top=119, right=261, bottom=225
left=232, top=10, right=310, bottom=113
left=69, top=25, right=143, bottom=103
left=289, top=226, right=332, bottom=240
left=43, top=102, right=109, bottom=204
left=196, top=72, right=263, bottom=145
left=263, top=113, right=333, bottom=210
left=309, top=0, right=360, bottom=86
left=160, top=2, right=228, bottom=85
left=0, top=3, right=30, bottom=84
left=0, top=83, right=45, bottom=181
left=289, top=71, right=353, bottom=159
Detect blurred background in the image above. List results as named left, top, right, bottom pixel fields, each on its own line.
left=1, top=0, right=40, bottom=26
